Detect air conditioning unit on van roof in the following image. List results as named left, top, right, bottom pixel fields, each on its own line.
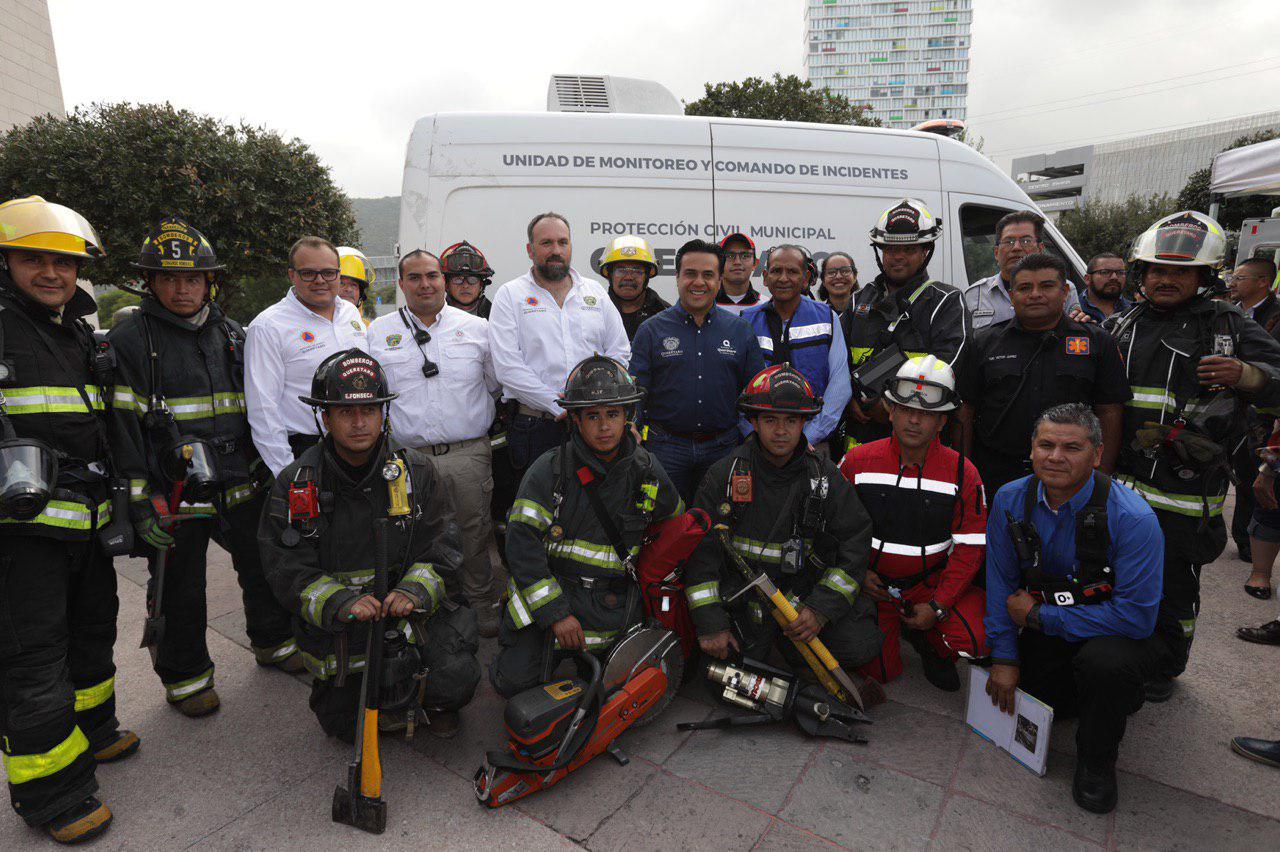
left=547, top=75, right=682, bottom=115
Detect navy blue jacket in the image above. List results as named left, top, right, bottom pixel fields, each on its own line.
left=630, top=304, right=765, bottom=434
left=985, top=475, right=1164, bottom=664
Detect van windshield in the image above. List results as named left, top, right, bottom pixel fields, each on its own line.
left=959, top=203, right=1083, bottom=288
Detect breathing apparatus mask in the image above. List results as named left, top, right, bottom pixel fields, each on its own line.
left=0, top=416, right=58, bottom=521
left=159, top=436, right=222, bottom=504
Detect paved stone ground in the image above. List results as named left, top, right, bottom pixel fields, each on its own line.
left=3, top=492, right=1279, bottom=849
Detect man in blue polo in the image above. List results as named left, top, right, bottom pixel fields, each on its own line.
left=985, top=403, right=1164, bottom=816
left=742, top=244, right=851, bottom=450
left=630, top=238, right=765, bottom=500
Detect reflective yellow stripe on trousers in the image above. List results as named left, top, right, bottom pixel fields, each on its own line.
left=1, top=727, right=89, bottom=785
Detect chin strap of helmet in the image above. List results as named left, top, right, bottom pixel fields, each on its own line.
left=871, top=242, right=934, bottom=278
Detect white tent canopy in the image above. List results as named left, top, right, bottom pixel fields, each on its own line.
left=1210, top=136, right=1280, bottom=198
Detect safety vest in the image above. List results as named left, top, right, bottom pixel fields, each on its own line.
left=743, top=297, right=836, bottom=398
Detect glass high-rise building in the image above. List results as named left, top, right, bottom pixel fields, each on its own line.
left=804, top=0, right=973, bottom=130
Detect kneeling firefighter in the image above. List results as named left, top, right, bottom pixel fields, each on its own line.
left=107, top=218, right=300, bottom=718
left=490, top=354, right=684, bottom=698
left=684, top=365, right=885, bottom=707
left=258, top=349, right=480, bottom=741
left=0, top=196, right=139, bottom=844
left=1108, top=211, right=1280, bottom=701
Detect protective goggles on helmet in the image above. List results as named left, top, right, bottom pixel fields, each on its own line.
left=884, top=375, right=956, bottom=411
left=0, top=435, right=59, bottom=521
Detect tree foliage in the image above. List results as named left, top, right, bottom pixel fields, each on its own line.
left=1176, top=129, right=1280, bottom=231
left=1056, top=194, right=1178, bottom=264
left=685, top=73, right=880, bottom=127
left=0, top=102, right=358, bottom=324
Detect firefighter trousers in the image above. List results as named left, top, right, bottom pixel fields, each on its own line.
left=729, top=597, right=884, bottom=675
left=308, top=605, right=480, bottom=740
left=1152, top=509, right=1225, bottom=680
left=859, top=586, right=987, bottom=684
left=0, top=536, right=120, bottom=826
left=146, top=491, right=295, bottom=702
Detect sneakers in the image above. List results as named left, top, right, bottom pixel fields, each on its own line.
left=92, top=730, right=140, bottom=763
left=906, top=630, right=961, bottom=692
left=1072, top=759, right=1118, bottom=814
left=174, top=688, right=221, bottom=718
left=46, top=797, right=112, bottom=845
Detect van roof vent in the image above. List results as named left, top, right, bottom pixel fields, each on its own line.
left=550, top=75, right=612, bottom=112
left=547, top=75, right=682, bottom=115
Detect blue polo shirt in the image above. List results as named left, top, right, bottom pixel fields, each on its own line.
left=985, top=474, right=1164, bottom=663
left=630, top=304, right=765, bottom=434
left=1077, top=287, right=1133, bottom=324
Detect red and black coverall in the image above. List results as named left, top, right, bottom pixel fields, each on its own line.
left=839, top=435, right=987, bottom=683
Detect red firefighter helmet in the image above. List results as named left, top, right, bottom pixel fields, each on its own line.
left=737, top=365, right=823, bottom=418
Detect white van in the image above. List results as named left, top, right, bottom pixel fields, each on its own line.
left=398, top=112, right=1084, bottom=303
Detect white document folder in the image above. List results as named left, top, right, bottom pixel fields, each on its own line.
left=965, top=665, right=1054, bottom=776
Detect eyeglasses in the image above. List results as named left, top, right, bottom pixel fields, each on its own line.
left=1226, top=274, right=1263, bottom=284
left=292, top=267, right=340, bottom=283
left=611, top=266, right=647, bottom=278
left=448, top=275, right=482, bottom=286
left=997, top=237, right=1039, bottom=249
left=1087, top=268, right=1126, bottom=278
left=824, top=267, right=856, bottom=279
left=725, top=251, right=756, bottom=262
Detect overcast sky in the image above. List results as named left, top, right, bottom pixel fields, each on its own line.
left=47, top=0, right=1280, bottom=198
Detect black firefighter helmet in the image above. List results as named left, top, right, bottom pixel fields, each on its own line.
left=300, top=348, right=398, bottom=407
left=133, top=217, right=224, bottom=273
left=441, top=240, right=495, bottom=282
left=560, top=354, right=645, bottom=411
left=737, top=365, right=823, bottom=418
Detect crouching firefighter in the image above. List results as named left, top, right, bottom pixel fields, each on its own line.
left=683, top=365, right=885, bottom=707
left=258, top=349, right=480, bottom=740
left=986, top=403, right=1165, bottom=815
left=0, top=196, right=139, bottom=844
left=839, top=356, right=988, bottom=692
left=1108, top=211, right=1280, bottom=702
left=107, top=218, right=300, bottom=718
left=490, top=354, right=683, bottom=699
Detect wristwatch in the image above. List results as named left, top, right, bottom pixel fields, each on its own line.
left=928, top=600, right=949, bottom=622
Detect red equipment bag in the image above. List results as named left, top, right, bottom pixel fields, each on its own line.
left=635, top=508, right=711, bottom=658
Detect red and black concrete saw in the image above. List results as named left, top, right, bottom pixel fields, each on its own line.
left=473, top=627, right=681, bottom=808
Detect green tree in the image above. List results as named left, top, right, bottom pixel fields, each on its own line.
left=0, top=102, right=358, bottom=325
left=1176, top=129, right=1280, bottom=231
left=685, top=73, right=880, bottom=126
left=94, top=288, right=140, bottom=328
left=1056, top=194, right=1179, bottom=264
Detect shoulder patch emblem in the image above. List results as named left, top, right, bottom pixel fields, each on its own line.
left=1065, top=336, right=1090, bottom=355
left=350, top=320, right=363, bottom=332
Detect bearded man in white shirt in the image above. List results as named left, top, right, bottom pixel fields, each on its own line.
left=245, top=236, right=368, bottom=476
left=367, top=250, right=507, bottom=637
left=487, top=212, right=630, bottom=483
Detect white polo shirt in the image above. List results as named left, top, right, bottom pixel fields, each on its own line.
left=245, top=288, right=368, bottom=475
left=367, top=305, right=499, bottom=448
left=487, top=268, right=630, bottom=415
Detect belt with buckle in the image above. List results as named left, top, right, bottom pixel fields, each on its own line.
left=651, top=423, right=737, bottom=443
left=561, top=575, right=632, bottom=593
left=421, top=436, right=486, bottom=457
left=516, top=404, right=560, bottom=421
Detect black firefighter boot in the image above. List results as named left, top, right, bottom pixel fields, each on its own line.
left=906, top=629, right=960, bottom=692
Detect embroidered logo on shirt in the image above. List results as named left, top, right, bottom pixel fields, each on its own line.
left=526, top=296, right=539, bottom=307
left=385, top=333, right=402, bottom=347
left=663, top=336, right=680, bottom=351
left=301, top=331, right=316, bottom=343
left=1065, top=336, right=1090, bottom=355
left=350, top=321, right=363, bottom=332
left=583, top=296, right=598, bottom=307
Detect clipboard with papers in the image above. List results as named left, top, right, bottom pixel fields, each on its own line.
left=965, top=666, right=1054, bottom=776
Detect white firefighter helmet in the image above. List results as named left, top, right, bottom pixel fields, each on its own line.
left=1129, top=211, right=1227, bottom=270
left=869, top=198, right=942, bottom=246
left=883, top=354, right=958, bottom=412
